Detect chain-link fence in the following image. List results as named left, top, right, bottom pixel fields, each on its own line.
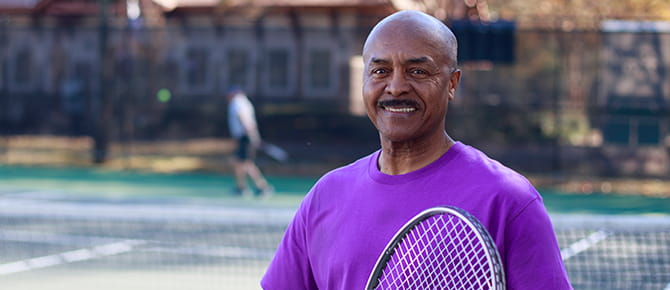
left=0, top=19, right=668, bottom=178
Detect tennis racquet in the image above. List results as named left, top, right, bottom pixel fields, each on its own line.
left=260, top=142, right=289, bottom=162
left=366, top=206, right=506, bottom=290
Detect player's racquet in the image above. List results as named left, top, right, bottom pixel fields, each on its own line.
left=366, top=206, right=506, bottom=290
left=260, top=142, right=289, bottom=162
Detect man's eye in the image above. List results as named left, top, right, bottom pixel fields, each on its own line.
left=372, top=68, right=388, bottom=74
left=409, top=68, right=431, bottom=79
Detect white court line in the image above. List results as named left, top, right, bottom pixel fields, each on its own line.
left=0, top=240, right=146, bottom=275
left=0, top=189, right=67, bottom=199
left=0, top=197, right=296, bottom=225
left=560, top=230, right=609, bottom=261
left=145, top=245, right=276, bottom=259
left=1, top=229, right=276, bottom=263
left=0, top=230, right=131, bottom=246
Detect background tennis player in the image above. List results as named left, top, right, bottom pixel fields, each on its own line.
left=226, top=86, right=274, bottom=198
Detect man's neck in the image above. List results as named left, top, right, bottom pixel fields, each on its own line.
left=378, top=132, right=454, bottom=175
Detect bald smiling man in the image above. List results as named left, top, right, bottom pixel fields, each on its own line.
left=261, top=10, right=572, bottom=290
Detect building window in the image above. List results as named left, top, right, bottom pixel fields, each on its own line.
left=307, top=49, right=331, bottom=90
left=603, top=118, right=629, bottom=145
left=267, top=48, right=289, bottom=89
left=186, top=47, right=208, bottom=88
left=14, top=48, right=32, bottom=85
left=73, top=61, right=93, bottom=96
left=162, top=58, right=179, bottom=89
left=227, top=48, right=250, bottom=89
left=637, top=120, right=660, bottom=145
left=0, top=59, right=5, bottom=90
left=603, top=117, right=661, bottom=146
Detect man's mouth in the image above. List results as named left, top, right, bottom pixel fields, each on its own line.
left=378, top=100, right=419, bottom=113
left=386, top=107, right=416, bottom=113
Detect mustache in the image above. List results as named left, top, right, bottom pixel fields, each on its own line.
left=377, top=99, right=419, bottom=107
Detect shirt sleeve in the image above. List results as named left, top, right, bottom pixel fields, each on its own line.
left=261, top=192, right=318, bottom=289
left=503, top=198, right=573, bottom=289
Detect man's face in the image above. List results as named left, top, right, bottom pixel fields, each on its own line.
left=362, top=24, right=459, bottom=143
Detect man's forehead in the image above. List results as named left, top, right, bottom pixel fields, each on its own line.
left=364, top=34, right=442, bottom=64
left=368, top=24, right=436, bottom=45
left=364, top=27, right=445, bottom=57
left=368, top=55, right=433, bottom=65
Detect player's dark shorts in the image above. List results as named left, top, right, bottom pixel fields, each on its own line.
left=235, top=136, right=256, bottom=161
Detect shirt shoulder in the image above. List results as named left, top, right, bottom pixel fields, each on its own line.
left=444, top=143, right=542, bottom=225
left=458, top=144, right=538, bottom=195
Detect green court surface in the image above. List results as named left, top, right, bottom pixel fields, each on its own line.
left=0, top=165, right=667, bottom=215
left=0, top=165, right=314, bottom=207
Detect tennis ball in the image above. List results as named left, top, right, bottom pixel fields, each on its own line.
left=157, top=88, right=172, bottom=103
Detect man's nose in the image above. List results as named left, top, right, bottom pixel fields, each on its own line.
left=385, top=71, right=410, bottom=97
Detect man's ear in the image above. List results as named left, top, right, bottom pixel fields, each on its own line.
left=448, top=70, right=461, bottom=100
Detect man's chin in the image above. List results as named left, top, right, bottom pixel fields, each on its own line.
left=378, top=130, right=420, bottom=144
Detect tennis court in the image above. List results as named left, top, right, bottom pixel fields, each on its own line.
left=0, top=189, right=291, bottom=290
left=1, top=166, right=669, bottom=290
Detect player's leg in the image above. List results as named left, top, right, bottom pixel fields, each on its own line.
left=243, top=141, right=273, bottom=197
left=244, top=160, right=273, bottom=197
left=233, top=137, right=252, bottom=197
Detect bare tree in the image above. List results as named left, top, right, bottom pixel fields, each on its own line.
left=390, top=0, right=495, bottom=21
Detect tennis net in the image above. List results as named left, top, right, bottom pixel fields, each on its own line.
left=553, top=214, right=670, bottom=290
left=0, top=190, right=292, bottom=290
left=1, top=191, right=669, bottom=290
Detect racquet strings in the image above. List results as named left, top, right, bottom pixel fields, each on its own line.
left=374, top=213, right=494, bottom=289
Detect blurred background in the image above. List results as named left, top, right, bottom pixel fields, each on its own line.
left=0, top=0, right=669, bottom=289
left=0, top=0, right=668, bottom=184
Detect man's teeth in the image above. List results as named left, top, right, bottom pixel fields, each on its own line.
left=385, top=107, right=416, bottom=113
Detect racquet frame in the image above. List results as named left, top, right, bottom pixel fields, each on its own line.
left=365, top=206, right=506, bottom=290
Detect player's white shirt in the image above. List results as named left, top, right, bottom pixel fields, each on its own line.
left=228, top=93, right=256, bottom=138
